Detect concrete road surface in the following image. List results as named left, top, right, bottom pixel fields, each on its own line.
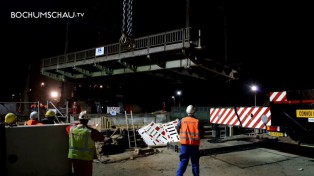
left=93, top=141, right=314, bottom=176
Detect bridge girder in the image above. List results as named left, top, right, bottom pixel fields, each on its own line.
left=40, top=28, right=238, bottom=83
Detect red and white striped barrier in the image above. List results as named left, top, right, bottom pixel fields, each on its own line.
left=162, top=120, right=180, bottom=143
left=210, top=107, right=271, bottom=129
left=138, top=120, right=179, bottom=146
left=269, top=91, right=287, bottom=102
left=138, top=122, right=168, bottom=146
left=138, top=127, right=156, bottom=146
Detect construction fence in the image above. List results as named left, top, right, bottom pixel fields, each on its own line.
left=71, top=113, right=170, bottom=130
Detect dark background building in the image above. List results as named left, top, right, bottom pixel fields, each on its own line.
left=1, top=0, right=313, bottom=112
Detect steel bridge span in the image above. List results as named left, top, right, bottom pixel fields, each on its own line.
left=41, top=28, right=238, bottom=83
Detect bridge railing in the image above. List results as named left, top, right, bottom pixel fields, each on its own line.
left=41, top=28, right=190, bottom=68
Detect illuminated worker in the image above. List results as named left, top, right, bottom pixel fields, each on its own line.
left=41, top=110, right=56, bottom=124
left=66, top=110, right=104, bottom=176
left=27, top=111, right=39, bottom=125
left=5, top=113, right=18, bottom=127
left=176, top=105, right=204, bottom=176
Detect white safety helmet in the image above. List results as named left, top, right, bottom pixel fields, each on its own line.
left=78, top=110, right=90, bottom=120
left=186, top=105, right=196, bottom=115
left=30, top=111, right=38, bottom=119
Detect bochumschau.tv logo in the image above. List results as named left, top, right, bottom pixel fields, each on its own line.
left=11, top=11, right=85, bottom=19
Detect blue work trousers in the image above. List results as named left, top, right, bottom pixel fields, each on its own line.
left=176, top=145, right=200, bottom=176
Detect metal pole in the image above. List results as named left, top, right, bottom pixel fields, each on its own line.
left=254, top=92, right=256, bottom=106
left=130, top=111, right=137, bottom=148
left=37, top=101, right=40, bottom=120
left=125, top=111, right=131, bottom=148
left=66, top=101, right=69, bottom=123
left=186, top=0, right=190, bottom=29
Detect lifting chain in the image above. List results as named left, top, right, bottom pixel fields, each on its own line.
left=120, top=0, right=135, bottom=50
left=126, top=0, right=133, bottom=37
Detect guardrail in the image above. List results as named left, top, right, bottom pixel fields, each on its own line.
left=41, top=28, right=190, bottom=68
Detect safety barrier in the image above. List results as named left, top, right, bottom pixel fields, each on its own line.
left=269, top=91, right=287, bottom=102
left=210, top=107, right=271, bottom=129
left=138, top=120, right=179, bottom=146
left=5, top=125, right=71, bottom=176
left=162, top=120, right=180, bottom=143
left=138, top=122, right=168, bottom=146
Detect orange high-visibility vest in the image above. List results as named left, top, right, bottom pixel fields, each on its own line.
left=27, top=119, right=38, bottom=126
left=179, top=117, right=200, bottom=146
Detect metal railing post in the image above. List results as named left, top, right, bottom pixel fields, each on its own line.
left=66, top=101, right=69, bottom=123
left=37, top=101, right=40, bottom=120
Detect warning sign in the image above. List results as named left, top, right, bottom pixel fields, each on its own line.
left=296, top=110, right=314, bottom=118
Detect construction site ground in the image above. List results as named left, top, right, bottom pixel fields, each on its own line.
left=93, top=135, right=256, bottom=176
left=92, top=135, right=314, bottom=176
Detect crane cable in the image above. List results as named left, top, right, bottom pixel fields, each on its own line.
left=126, top=0, right=133, bottom=37
left=121, top=0, right=127, bottom=35
left=120, top=0, right=134, bottom=50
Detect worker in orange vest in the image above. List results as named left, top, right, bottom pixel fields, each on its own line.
left=27, top=111, right=39, bottom=125
left=176, top=105, right=204, bottom=176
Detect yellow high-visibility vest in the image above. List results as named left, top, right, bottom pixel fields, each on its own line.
left=68, top=125, right=95, bottom=160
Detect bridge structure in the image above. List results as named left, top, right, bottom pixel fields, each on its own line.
left=40, top=28, right=238, bottom=83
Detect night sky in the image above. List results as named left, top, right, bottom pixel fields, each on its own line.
left=1, top=0, right=313, bottom=110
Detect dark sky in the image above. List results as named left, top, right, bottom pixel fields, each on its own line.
left=1, top=0, right=313, bottom=107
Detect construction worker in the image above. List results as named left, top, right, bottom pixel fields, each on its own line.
left=27, top=111, right=39, bottom=125
left=176, top=105, right=204, bottom=176
left=41, top=110, right=56, bottom=124
left=5, top=113, right=18, bottom=127
left=66, top=110, right=104, bottom=176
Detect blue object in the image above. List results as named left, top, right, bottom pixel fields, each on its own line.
left=176, top=145, right=200, bottom=176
